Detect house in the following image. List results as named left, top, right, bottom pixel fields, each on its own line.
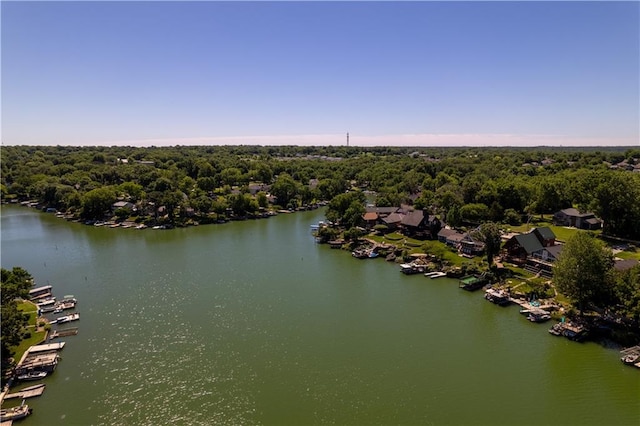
left=111, top=201, right=135, bottom=212
left=503, top=227, right=560, bottom=276
left=382, top=212, right=404, bottom=231
left=248, top=184, right=270, bottom=195
left=438, top=228, right=462, bottom=246
left=364, top=206, right=399, bottom=218
left=459, top=233, right=485, bottom=256
left=532, top=227, right=556, bottom=247
left=400, top=210, right=441, bottom=239
left=553, top=208, right=602, bottom=230
left=362, top=211, right=379, bottom=228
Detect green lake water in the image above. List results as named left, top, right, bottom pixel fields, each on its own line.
left=1, top=205, right=638, bottom=425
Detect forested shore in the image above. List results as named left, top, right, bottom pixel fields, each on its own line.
left=2, top=145, right=639, bottom=239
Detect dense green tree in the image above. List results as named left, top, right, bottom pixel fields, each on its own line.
left=1, top=267, right=33, bottom=369
left=326, top=191, right=366, bottom=225
left=460, top=203, right=490, bottom=224
left=82, top=187, right=116, bottom=219
left=472, top=222, right=502, bottom=267
left=271, top=173, right=299, bottom=208
left=553, top=232, right=616, bottom=313
left=592, top=173, right=640, bottom=239
left=613, top=265, right=640, bottom=324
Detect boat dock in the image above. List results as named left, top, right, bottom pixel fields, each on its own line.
left=4, top=384, right=45, bottom=400
left=48, top=327, right=78, bottom=340
left=26, top=342, right=65, bottom=353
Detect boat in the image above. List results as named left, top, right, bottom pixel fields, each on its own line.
left=621, top=354, right=639, bottom=365
left=527, top=312, right=551, bottom=322
left=0, top=401, right=31, bottom=421
left=54, top=313, right=80, bottom=324
left=17, top=371, right=48, bottom=381
left=424, top=271, right=438, bottom=277
left=429, top=272, right=447, bottom=279
left=484, top=288, right=511, bottom=305
left=400, top=263, right=425, bottom=275
left=37, top=298, right=56, bottom=307
left=548, top=323, right=564, bottom=336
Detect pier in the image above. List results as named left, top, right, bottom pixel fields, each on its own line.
left=48, top=327, right=78, bottom=340
left=4, top=384, right=45, bottom=400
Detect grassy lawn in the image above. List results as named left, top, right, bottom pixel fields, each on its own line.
left=614, top=246, right=640, bottom=261
left=11, top=330, right=46, bottom=364
left=18, top=300, right=39, bottom=326
left=508, top=222, right=595, bottom=243
left=9, top=300, right=46, bottom=364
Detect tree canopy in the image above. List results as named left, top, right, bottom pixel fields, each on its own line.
left=553, top=233, right=616, bottom=312
left=1, top=267, right=33, bottom=370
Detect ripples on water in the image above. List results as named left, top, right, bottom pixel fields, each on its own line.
left=85, top=273, right=258, bottom=425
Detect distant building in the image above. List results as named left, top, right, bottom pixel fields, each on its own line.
left=553, top=208, right=602, bottom=230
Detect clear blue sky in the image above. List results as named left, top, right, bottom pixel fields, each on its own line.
left=2, top=1, right=639, bottom=147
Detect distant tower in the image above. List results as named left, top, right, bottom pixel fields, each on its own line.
left=347, top=132, right=349, bottom=147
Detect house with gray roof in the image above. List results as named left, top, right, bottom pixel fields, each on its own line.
left=553, top=208, right=602, bottom=230
left=400, top=210, right=441, bottom=239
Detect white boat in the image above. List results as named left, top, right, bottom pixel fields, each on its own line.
left=55, top=313, right=80, bottom=324
left=429, top=272, right=447, bottom=279
left=37, top=298, right=56, bottom=307
left=424, top=271, right=439, bottom=277
left=17, top=371, right=48, bottom=381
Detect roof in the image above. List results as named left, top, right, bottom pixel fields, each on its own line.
left=533, top=227, right=556, bottom=241
left=363, top=212, right=378, bottom=221
left=447, top=233, right=466, bottom=243
left=585, top=218, right=601, bottom=225
left=383, top=212, right=403, bottom=224
left=545, top=244, right=563, bottom=259
left=365, top=206, right=398, bottom=215
left=614, top=259, right=639, bottom=271
left=560, top=208, right=594, bottom=218
left=438, top=228, right=458, bottom=238
left=513, top=233, right=544, bottom=254
left=401, top=210, right=424, bottom=227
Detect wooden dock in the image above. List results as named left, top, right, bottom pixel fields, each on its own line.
left=48, top=327, right=78, bottom=340
left=4, top=384, right=45, bottom=400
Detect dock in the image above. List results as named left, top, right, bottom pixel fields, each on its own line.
left=4, top=384, right=45, bottom=400
left=27, top=342, right=65, bottom=353
left=48, top=327, right=78, bottom=340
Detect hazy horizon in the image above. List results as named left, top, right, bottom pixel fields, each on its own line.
left=2, top=2, right=638, bottom=147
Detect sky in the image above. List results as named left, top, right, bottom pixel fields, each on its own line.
left=1, top=1, right=639, bottom=147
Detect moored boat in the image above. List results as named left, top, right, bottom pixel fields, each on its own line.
left=0, top=401, right=31, bottom=421
left=17, top=371, right=48, bottom=381
left=54, top=312, right=80, bottom=324
left=484, top=288, right=511, bottom=305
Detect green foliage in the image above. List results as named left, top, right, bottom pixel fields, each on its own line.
left=82, top=187, right=116, bottom=219
left=553, top=233, right=616, bottom=312
left=2, top=145, right=639, bottom=240
left=326, top=191, right=366, bottom=226
left=271, top=173, right=300, bottom=208
left=472, top=222, right=502, bottom=266
left=612, top=265, right=640, bottom=323
left=1, top=267, right=34, bottom=370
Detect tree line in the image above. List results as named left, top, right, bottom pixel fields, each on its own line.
left=2, top=145, right=639, bottom=239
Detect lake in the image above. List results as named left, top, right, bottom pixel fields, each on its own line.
left=1, top=205, right=638, bottom=425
